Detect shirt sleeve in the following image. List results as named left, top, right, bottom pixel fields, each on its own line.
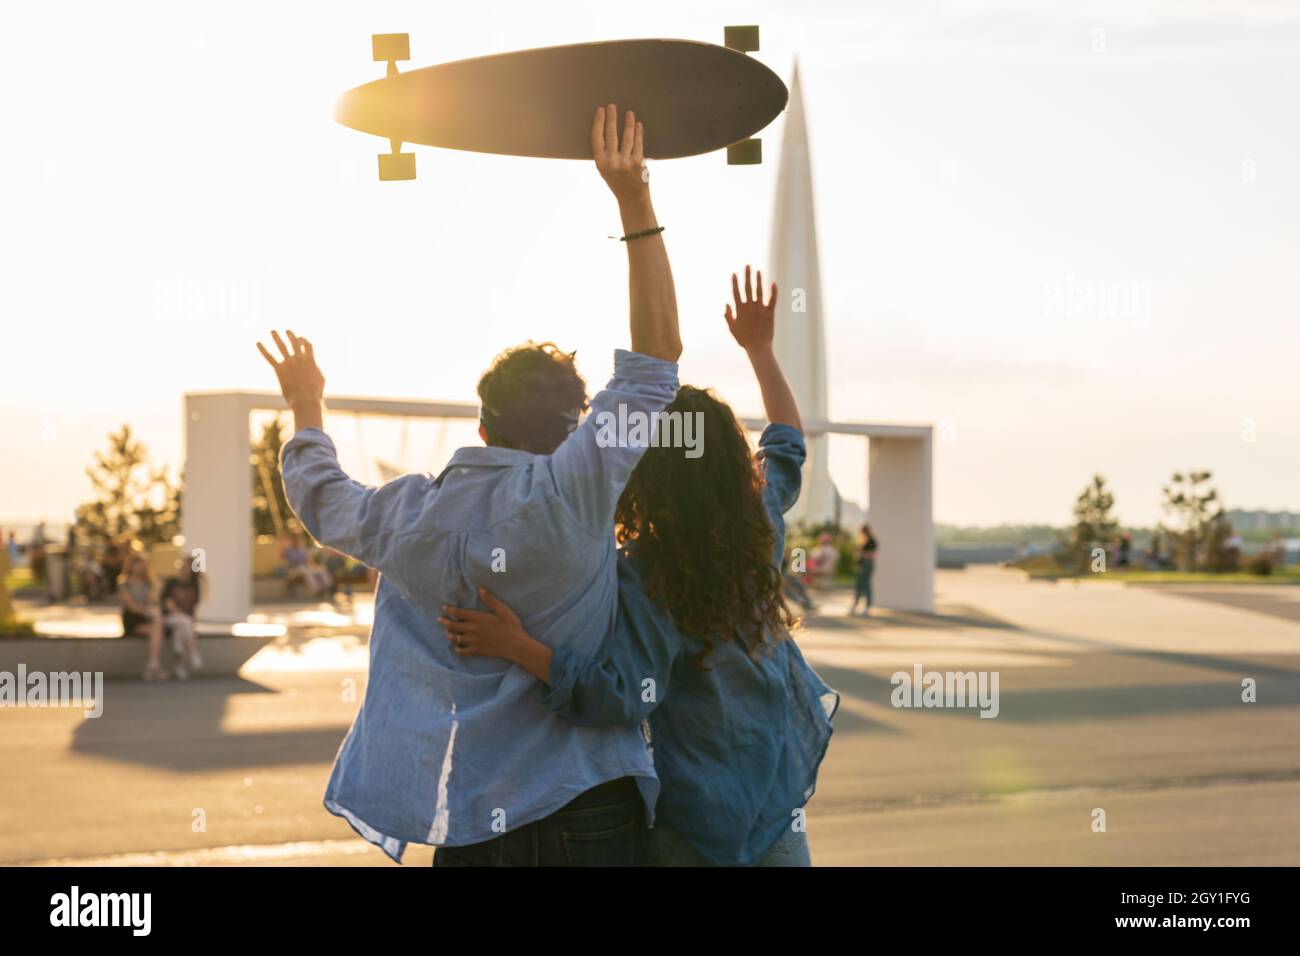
left=279, top=428, right=433, bottom=583
left=541, top=561, right=682, bottom=726
left=757, top=424, right=807, bottom=567
left=547, top=350, right=679, bottom=535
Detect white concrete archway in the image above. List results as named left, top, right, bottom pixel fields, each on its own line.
left=182, top=391, right=932, bottom=622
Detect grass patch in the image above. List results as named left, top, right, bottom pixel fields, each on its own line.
left=4, top=567, right=34, bottom=592
left=1008, top=555, right=1300, bottom=585
left=1009, top=554, right=1071, bottom=579
left=1106, top=569, right=1300, bottom=586
left=0, top=617, right=37, bottom=637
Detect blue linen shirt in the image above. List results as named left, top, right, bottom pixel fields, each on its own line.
left=280, top=350, right=678, bottom=862
left=542, top=423, right=840, bottom=865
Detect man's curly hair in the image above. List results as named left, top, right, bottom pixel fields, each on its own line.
left=615, top=385, right=794, bottom=665
left=477, top=341, right=588, bottom=454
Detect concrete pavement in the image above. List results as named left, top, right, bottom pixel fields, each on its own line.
left=3, top=568, right=1297, bottom=866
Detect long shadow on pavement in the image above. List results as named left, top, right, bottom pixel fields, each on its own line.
left=801, top=602, right=1300, bottom=729
left=70, top=677, right=351, bottom=772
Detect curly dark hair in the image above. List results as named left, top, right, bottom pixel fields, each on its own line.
left=477, top=342, right=588, bottom=454
left=615, top=385, right=795, bottom=664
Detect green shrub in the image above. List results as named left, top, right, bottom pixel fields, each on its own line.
left=1246, top=554, right=1274, bottom=576
left=1009, top=553, right=1069, bottom=578
left=0, top=618, right=37, bottom=637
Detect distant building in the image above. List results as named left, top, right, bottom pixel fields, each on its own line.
left=1225, top=509, right=1300, bottom=533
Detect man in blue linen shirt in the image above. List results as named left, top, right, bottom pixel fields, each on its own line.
left=256, top=105, right=681, bottom=864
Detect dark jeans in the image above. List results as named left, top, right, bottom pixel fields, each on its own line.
left=854, top=559, right=874, bottom=606
left=432, top=777, right=644, bottom=867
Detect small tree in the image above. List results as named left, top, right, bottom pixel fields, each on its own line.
left=251, top=417, right=296, bottom=538
left=1069, top=474, right=1118, bottom=573
left=135, top=473, right=182, bottom=547
left=1161, top=470, right=1222, bottom=571
left=75, top=425, right=179, bottom=547
left=1202, top=511, right=1239, bottom=573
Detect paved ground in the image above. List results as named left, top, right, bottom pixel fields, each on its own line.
left=3, top=567, right=1298, bottom=866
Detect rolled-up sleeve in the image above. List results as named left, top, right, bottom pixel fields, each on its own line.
left=758, top=424, right=807, bottom=516
left=757, top=424, right=807, bottom=568
left=280, top=428, right=431, bottom=576
left=547, top=350, right=678, bottom=535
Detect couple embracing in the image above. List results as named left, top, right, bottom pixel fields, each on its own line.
left=258, top=104, right=838, bottom=867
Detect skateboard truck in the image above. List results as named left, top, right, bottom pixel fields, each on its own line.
left=724, top=26, right=763, bottom=165
left=379, top=138, right=416, bottom=181
left=373, top=34, right=416, bottom=180
left=373, top=33, right=410, bottom=77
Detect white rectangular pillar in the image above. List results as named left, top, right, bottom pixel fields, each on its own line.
left=183, top=393, right=251, bottom=624
left=867, top=433, right=934, bottom=612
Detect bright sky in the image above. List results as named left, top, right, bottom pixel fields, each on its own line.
left=3, top=0, right=1298, bottom=529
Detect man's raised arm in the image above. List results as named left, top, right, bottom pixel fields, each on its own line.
left=544, top=107, right=681, bottom=534
left=593, top=104, right=681, bottom=362
left=256, top=330, right=427, bottom=587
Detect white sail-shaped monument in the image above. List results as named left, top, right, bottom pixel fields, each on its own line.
left=770, top=63, right=837, bottom=527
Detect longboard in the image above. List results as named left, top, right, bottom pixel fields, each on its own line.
left=335, top=29, right=788, bottom=180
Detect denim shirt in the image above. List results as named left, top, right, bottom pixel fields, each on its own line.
left=280, top=350, right=678, bottom=862
left=542, top=423, right=840, bottom=865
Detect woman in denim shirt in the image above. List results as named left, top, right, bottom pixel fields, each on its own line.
left=441, top=267, right=839, bottom=866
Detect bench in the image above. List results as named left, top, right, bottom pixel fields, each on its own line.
left=0, top=625, right=280, bottom=680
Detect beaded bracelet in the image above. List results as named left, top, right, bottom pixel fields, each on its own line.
left=618, top=226, right=666, bottom=242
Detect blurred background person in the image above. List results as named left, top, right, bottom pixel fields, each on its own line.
left=159, top=554, right=203, bottom=679
left=782, top=546, right=816, bottom=612
left=280, top=532, right=330, bottom=598
left=810, top=533, right=838, bottom=589
left=850, top=523, right=878, bottom=616
left=120, top=553, right=165, bottom=681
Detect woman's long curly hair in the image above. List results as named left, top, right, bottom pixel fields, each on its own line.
left=615, top=385, right=795, bottom=664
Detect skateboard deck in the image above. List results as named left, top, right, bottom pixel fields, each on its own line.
left=335, top=33, right=788, bottom=179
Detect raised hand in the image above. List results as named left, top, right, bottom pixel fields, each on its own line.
left=591, top=103, right=679, bottom=361
left=724, top=265, right=778, bottom=354
left=592, top=103, right=647, bottom=207
left=257, top=330, right=325, bottom=413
